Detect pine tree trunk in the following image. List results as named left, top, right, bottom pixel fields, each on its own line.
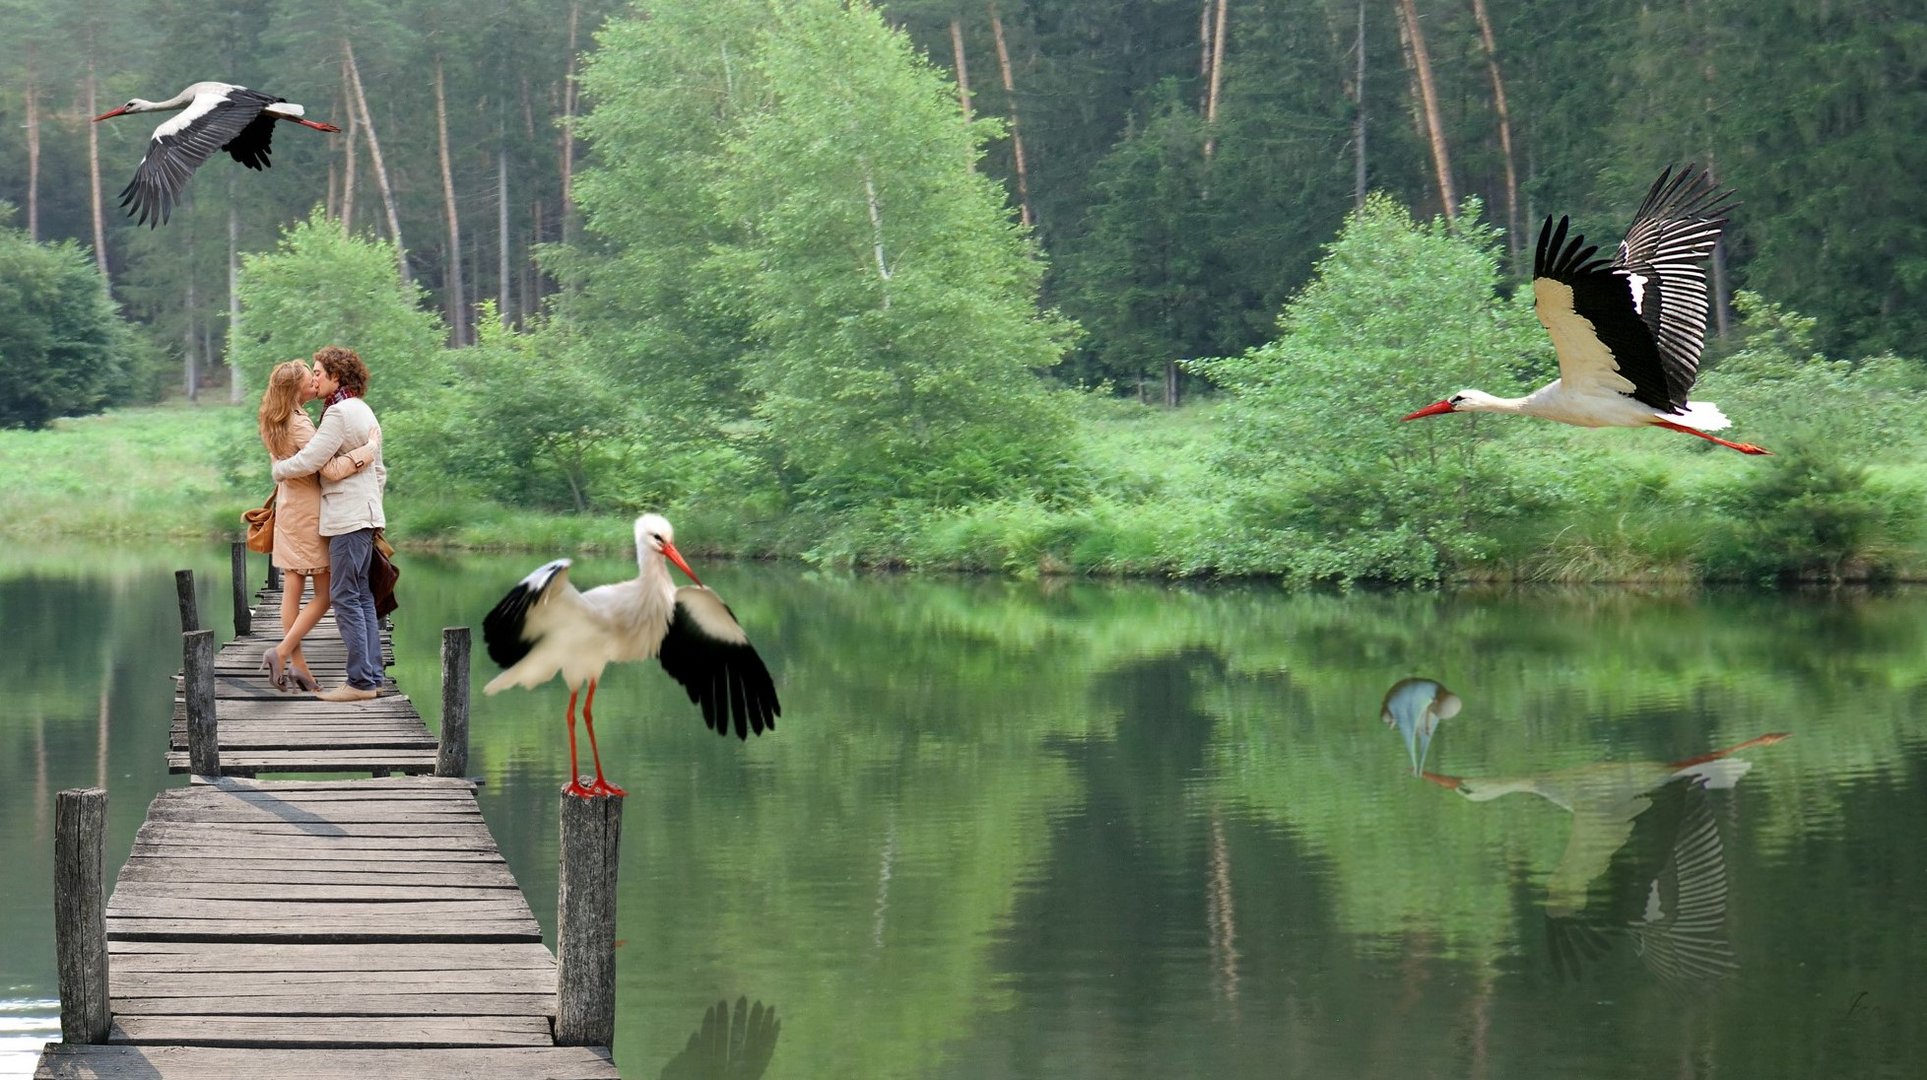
left=499, top=141, right=512, bottom=327
left=434, top=58, right=466, bottom=346
left=988, top=3, right=1034, bottom=229
left=183, top=232, right=198, bottom=402
left=1353, top=0, right=1368, bottom=207
left=227, top=198, right=242, bottom=404
left=85, top=63, right=107, bottom=273
left=951, top=19, right=973, bottom=116
left=340, top=58, right=358, bottom=231
left=1203, top=0, right=1228, bottom=159
left=1395, top=0, right=1455, bottom=220
left=343, top=40, right=407, bottom=278
left=561, top=2, right=582, bottom=245
left=1470, top=0, right=1521, bottom=260
left=25, top=54, right=39, bottom=242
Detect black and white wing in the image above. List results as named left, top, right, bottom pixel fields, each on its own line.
left=1533, top=166, right=1733, bottom=413
left=657, top=586, right=781, bottom=740
left=1611, top=165, right=1735, bottom=410
left=483, top=559, right=588, bottom=672
left=119, top=86, right=278, bottom=227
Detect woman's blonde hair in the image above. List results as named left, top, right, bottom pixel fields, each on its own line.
left=257, top=361, right=311, bottom=458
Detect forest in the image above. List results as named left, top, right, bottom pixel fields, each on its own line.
left=1, top=0, right=1924, bottom=583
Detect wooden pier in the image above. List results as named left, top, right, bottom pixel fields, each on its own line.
left=38, top=552, right=623, bottom=1079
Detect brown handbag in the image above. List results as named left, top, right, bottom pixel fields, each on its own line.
left=242, top=491, right=276, bottom=554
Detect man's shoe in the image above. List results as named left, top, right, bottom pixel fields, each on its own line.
left=317, top=684, right=379, bottom=702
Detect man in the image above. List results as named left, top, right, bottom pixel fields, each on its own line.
left=271, top=345, right=387, bottom=702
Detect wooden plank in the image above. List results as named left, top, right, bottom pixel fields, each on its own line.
left=112, top=994, right=555, bottom=1017
left=36, top=1044, right=620, bottom=1079
left=114, top=862, right=520, bottom=887
left=107, top=1014, right=556, bottom=1048
left=105, top=918, right=542, bottom=942
left=184, top=776, right=475, bottom=792
left=106, top=898, right=537, bottom=920
left=127, top=845, right=506, bottom=862
left=112, top=881, right=519, bottom=902
left=166, top=752, right=439, bottom=773
left=107, top=941, right=555, bottom=971
left=135, top=821, right=496, bottom=840
left=112, top=970, right=555, bottom=996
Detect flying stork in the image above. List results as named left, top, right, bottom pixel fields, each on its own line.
left=92, top=81, right=343, bottom=227
left=482, top=514, right=782, bottom=798
left=1403, top=165, right=1770, bottom=455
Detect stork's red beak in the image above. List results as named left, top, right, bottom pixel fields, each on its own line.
left=1402, top=400, right=1457, bottom=421
left=660, top=541, right=705, bottom=588
left=92, top=106, right=130, bottom=122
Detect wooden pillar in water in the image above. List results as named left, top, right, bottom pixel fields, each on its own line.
left=183, top=629, right=220, bottom=777
left=54, top=788, right=110, bottom=1043
left=435, top=627, right=471, bottom=778
left=174, top=569, right=199, bottom=633
left=230, top=541, right=251, bottom=636
left=555, top=792, right=623, bottom=1047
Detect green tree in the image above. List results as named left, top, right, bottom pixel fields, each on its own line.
left=0, top=214, right=136, bottom=429
left=1192, top=194, right=1542, bottom=582
left=714, top=0, right=1076, bottom=514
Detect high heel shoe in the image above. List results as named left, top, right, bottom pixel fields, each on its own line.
left=291, top=670, right=321, bottom=692
left=261, top=648, right=290, bottom=691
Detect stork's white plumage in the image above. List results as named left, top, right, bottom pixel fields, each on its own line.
left=93, top=81, right=343, bottom=227
left=1403, top=165, right=1770, bottom=455
left=482, top=514, right=781, bottom=798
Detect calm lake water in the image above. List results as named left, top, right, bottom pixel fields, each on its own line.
left=3, top=545, right=1925, bottom=1078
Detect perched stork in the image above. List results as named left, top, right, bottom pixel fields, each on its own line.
left=92, top=81, right=343, bottom=227
left=482, top=514, right=781, bottom=798
left=1403, top=165, right=1770, bottom=455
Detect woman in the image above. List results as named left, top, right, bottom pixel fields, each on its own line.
left=256, top=360, right=377, bottom=691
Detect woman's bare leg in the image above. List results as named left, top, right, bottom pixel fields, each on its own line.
left=278, top=569, right=333, bottom=680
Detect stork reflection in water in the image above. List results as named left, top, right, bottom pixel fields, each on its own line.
left=1424, top=732, right=1787, bottom=987
left=657, top=996, right=780, bottom=1080
left=1381, top=677, right=1462, bottom=776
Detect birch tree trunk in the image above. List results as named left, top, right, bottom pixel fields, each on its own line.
left=1394, top=0, right=1456, bottom=221
left=1470, top=0, right=1521, bottom=260
left=85, top=62, right=108, bottom=274
left=950, top=19, right=973, bottom=116
left=434, top=58, right=467, bottom=346
left=988, top=3, right=1034, bottom=229
left=343, top=40, right=407, bottom=279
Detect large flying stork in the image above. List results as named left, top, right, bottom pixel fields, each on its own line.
left=482, top=514, right=782, bottom=798
left=93, top=81, right=343, bottom=227
left=1403, top=165, right=1770, bottom=455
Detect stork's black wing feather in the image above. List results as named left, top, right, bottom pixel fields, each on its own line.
left=482, top=559, right=572, bottom=669
left=119, top=87, right=279, bottom=227
left=658, top=588, right=781, bottom=740
left=1534, top=213, right=1675, bottom=412
left=1613, top=165, right=1736, bottom=411
left=224, top=106, right=282, bottom=172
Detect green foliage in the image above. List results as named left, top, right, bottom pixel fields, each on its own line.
left=1191, top=195, right=1544, bottom=582
left=230, top=209, right=449, bottom=400
left=0, top=215, right=139, bottom=429
left=1699, top=440, right=1915, bottom=583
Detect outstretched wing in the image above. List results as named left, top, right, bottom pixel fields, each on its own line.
left=657, top=586, right=781, bottom=740
left=119, top=86, right=277, bottom=227
left=1611, top=166, right=1735, bottom=410
left=482, top=558, right=586, bottom=670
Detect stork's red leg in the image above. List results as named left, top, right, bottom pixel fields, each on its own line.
left=561, top=687, right=596, bottom=799
left=580, top=678, right=626, bottom=797
left=1654, top=420, right=1773, bottom=455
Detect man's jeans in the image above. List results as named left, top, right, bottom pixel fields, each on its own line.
left=328, top=527, right=383, bottom=691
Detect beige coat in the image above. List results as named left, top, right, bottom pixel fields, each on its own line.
left=271, top=396, right=387, bottom=536
left=265, top=411, right=377, bottom=571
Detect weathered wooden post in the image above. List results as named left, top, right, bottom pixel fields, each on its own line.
left=229, top=541, right=251, bottom=636
left=183, top=629, right=220, bottom=777
left=555, top=793, right=623, bottom=1047
left=54, top=788, right=110, bottom=1043
left=435, top=627, right=471, bottom=778
left=173, top=568, right=199, bottom=633
left=266, top=562, right=282, bottom=592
